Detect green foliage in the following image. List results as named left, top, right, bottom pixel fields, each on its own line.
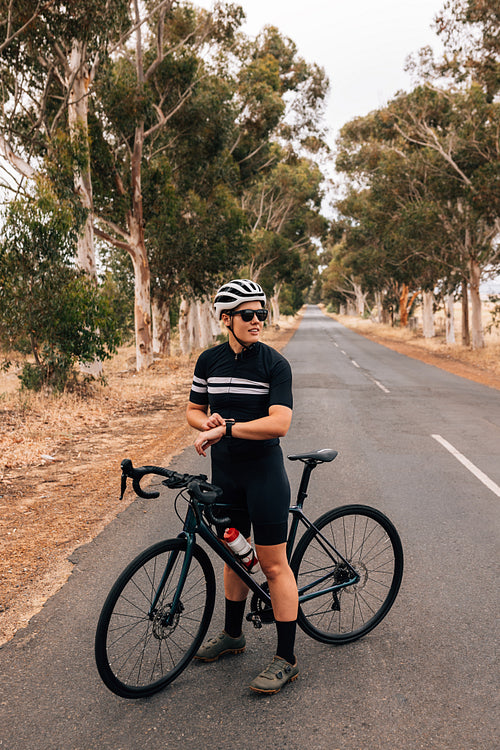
left=329, top=74, right=500, bottom=319
left=0, top=181, right=122, bottom=391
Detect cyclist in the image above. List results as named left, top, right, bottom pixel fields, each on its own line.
left=186, top=279, right=299, bottom=694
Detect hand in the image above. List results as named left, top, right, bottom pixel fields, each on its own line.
left=194, top=424, right=225, bottom=456
left=201, top=412, right=225, bottom=431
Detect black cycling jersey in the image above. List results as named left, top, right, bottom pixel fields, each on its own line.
left=189, top=340, right=293, bottom=455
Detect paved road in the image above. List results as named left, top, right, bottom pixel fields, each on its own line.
left=1, top=306, right=499, bottom=750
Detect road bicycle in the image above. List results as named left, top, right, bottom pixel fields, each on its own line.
left=95, top=449, right=403, bottom=698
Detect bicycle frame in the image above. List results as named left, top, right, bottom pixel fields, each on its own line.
left=152, top=460, right=361, bottom=625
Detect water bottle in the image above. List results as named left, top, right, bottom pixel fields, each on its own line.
left=224, top=528, right=260, bottom=575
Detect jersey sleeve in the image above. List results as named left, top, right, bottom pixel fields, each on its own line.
left=268, top=356, right=293, bottom=409
left=189, top=353, right=209, bottom=407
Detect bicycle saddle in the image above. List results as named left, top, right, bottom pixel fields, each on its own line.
left=287, top=449, right=338, bottom=463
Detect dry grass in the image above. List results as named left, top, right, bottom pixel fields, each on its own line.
left=0, top=314, right=301, bottom=645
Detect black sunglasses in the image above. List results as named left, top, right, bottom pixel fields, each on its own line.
left=229, top=308, right=269, bottom=322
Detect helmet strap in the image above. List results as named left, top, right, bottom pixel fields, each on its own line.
left=227, top=322, right=251, bottom=351
left=224, top=316, right=254, bottom=353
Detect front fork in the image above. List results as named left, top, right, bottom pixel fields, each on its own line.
left=148, top=533, right=196, bottom=626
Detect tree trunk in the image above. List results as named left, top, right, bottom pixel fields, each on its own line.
left=270, top=282, right=282, bottom=324
left=178, top=298, right=190, bottom=355
left=353, top=282, right=366, bottom=317
left=67, top=39, right=97, bottom=279
left=468, top=258, right=484, bottom=349
left=346, top=299, right=356, bottom=316
left=67, top=40, right=103, bottom=377
left=422, top=291, right=435, bottom=338
left=445, top=293, right=455, bottom=344
left=128, top=213, right=153, bottom=370
left=461, top=280, right=470, bottom=346
left=400, top=284, right=409, bottom=327
left=374, top=290, right=383, bottom=323
left=152, top=296, right=171, bottom=357
left=179, top=297, right=219, bottom=354
left=197, top=298, right=215, bottom=349
left=179, top=298, right=199, bottom=354
left=127, top=123, right=153, bottom=370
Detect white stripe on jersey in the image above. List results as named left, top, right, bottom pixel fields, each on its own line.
left=191, top=384, right=207, bottom=393
left=207, top=376, right=269, bottom=388
left=208, top=385, right=269, bottom=395
left=193, top=375, right=207, bottom=386
left=206, top=375, right=270, bottom=396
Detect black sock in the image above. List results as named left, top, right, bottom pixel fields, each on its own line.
left=224, top=598, right=246, bottom=638
left=275, top=619, right=297, bottom=664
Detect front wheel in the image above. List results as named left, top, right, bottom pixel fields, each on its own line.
left=95, top=538, right=215, bottom=698
left=291, top=505, right=403, bottom=645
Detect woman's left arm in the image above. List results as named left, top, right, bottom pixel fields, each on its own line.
left=193, top=405, right=292, bottom=456
left=231, top=405, right=292, bottom=440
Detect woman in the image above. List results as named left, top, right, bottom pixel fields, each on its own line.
left=186, top=279, right=298, bottom=694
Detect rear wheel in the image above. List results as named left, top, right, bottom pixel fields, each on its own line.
left=95, top=538, right=215, bottom=698
left=291, top=505, right=403, bottom=644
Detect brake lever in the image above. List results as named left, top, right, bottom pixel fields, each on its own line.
left=120, top=471, right=127, bottom=500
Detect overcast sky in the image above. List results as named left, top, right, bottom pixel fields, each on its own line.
left=198, top=0, right=445, bottom=143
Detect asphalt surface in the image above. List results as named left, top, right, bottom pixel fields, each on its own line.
left=1, top=305, right=499, bottom=750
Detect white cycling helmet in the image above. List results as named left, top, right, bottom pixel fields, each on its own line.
left=214, top=279, right=266, bottom=319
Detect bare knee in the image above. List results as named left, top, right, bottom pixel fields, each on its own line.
left=259, top=559, right=282, bottom=581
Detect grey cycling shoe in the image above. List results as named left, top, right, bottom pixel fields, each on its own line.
left=249, top=656, right=299, bottom=694
left=195, top=631, right=246, bottom=662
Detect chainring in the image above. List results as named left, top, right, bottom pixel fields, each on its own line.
left=249, top=581, right=275, bottom=624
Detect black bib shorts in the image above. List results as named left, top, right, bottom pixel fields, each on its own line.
left=211, top=442, right=290, bottom=546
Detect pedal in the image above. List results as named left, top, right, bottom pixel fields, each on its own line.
left=246, top=612, right=263, bottom=629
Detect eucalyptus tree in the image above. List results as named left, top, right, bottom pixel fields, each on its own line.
left=387, top=84, right=500, bottom=347
left=410, top=0, right=500, bottom=101
left=0, top=0, right=130, bottom=275
left=89, top=1, right=246, bottom=368
left=241, top=153, right=327, bottom=318
left=333, top=78, right=500, bottom=347
left=93, top=18, right=329, bottom=360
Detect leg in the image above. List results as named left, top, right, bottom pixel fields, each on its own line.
left=224, top=556, right=250, bottom=603
left=255, top=542, right=298, bottom=623
left=223, top=545, right=250, bottom=638
left=194, top=540, right=249, bottom=662
left=249, top=542, right=299, bottom=694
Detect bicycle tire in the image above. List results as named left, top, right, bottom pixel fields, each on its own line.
left=291, top=505, right=403, bottom=645
left=95, top=538, right=215, bottom=698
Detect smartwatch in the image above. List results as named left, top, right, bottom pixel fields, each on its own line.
left=225, top=419, right=235, bottom=437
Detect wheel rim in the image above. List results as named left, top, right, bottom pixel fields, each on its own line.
left=103, top=543, right=210, bottom=691
left=296, top=509, right=401, bottom=639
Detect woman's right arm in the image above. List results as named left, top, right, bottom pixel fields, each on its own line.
left=186, top=402, right=225, bottom=431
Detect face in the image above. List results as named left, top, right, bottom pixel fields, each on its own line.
left=222, top=300, right=265, bottom=347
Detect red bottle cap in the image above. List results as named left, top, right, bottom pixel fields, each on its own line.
left=223, top=527, right=238, bottom=542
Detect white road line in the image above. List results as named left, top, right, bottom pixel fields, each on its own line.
left=334, top=342, right=390, bottom=392
left=372, top=378, right=390, bottom=394
left=432, top=434, right=500, bottom=498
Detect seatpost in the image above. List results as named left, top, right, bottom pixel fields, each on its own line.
left=296, top=461, right=317, bottom=508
